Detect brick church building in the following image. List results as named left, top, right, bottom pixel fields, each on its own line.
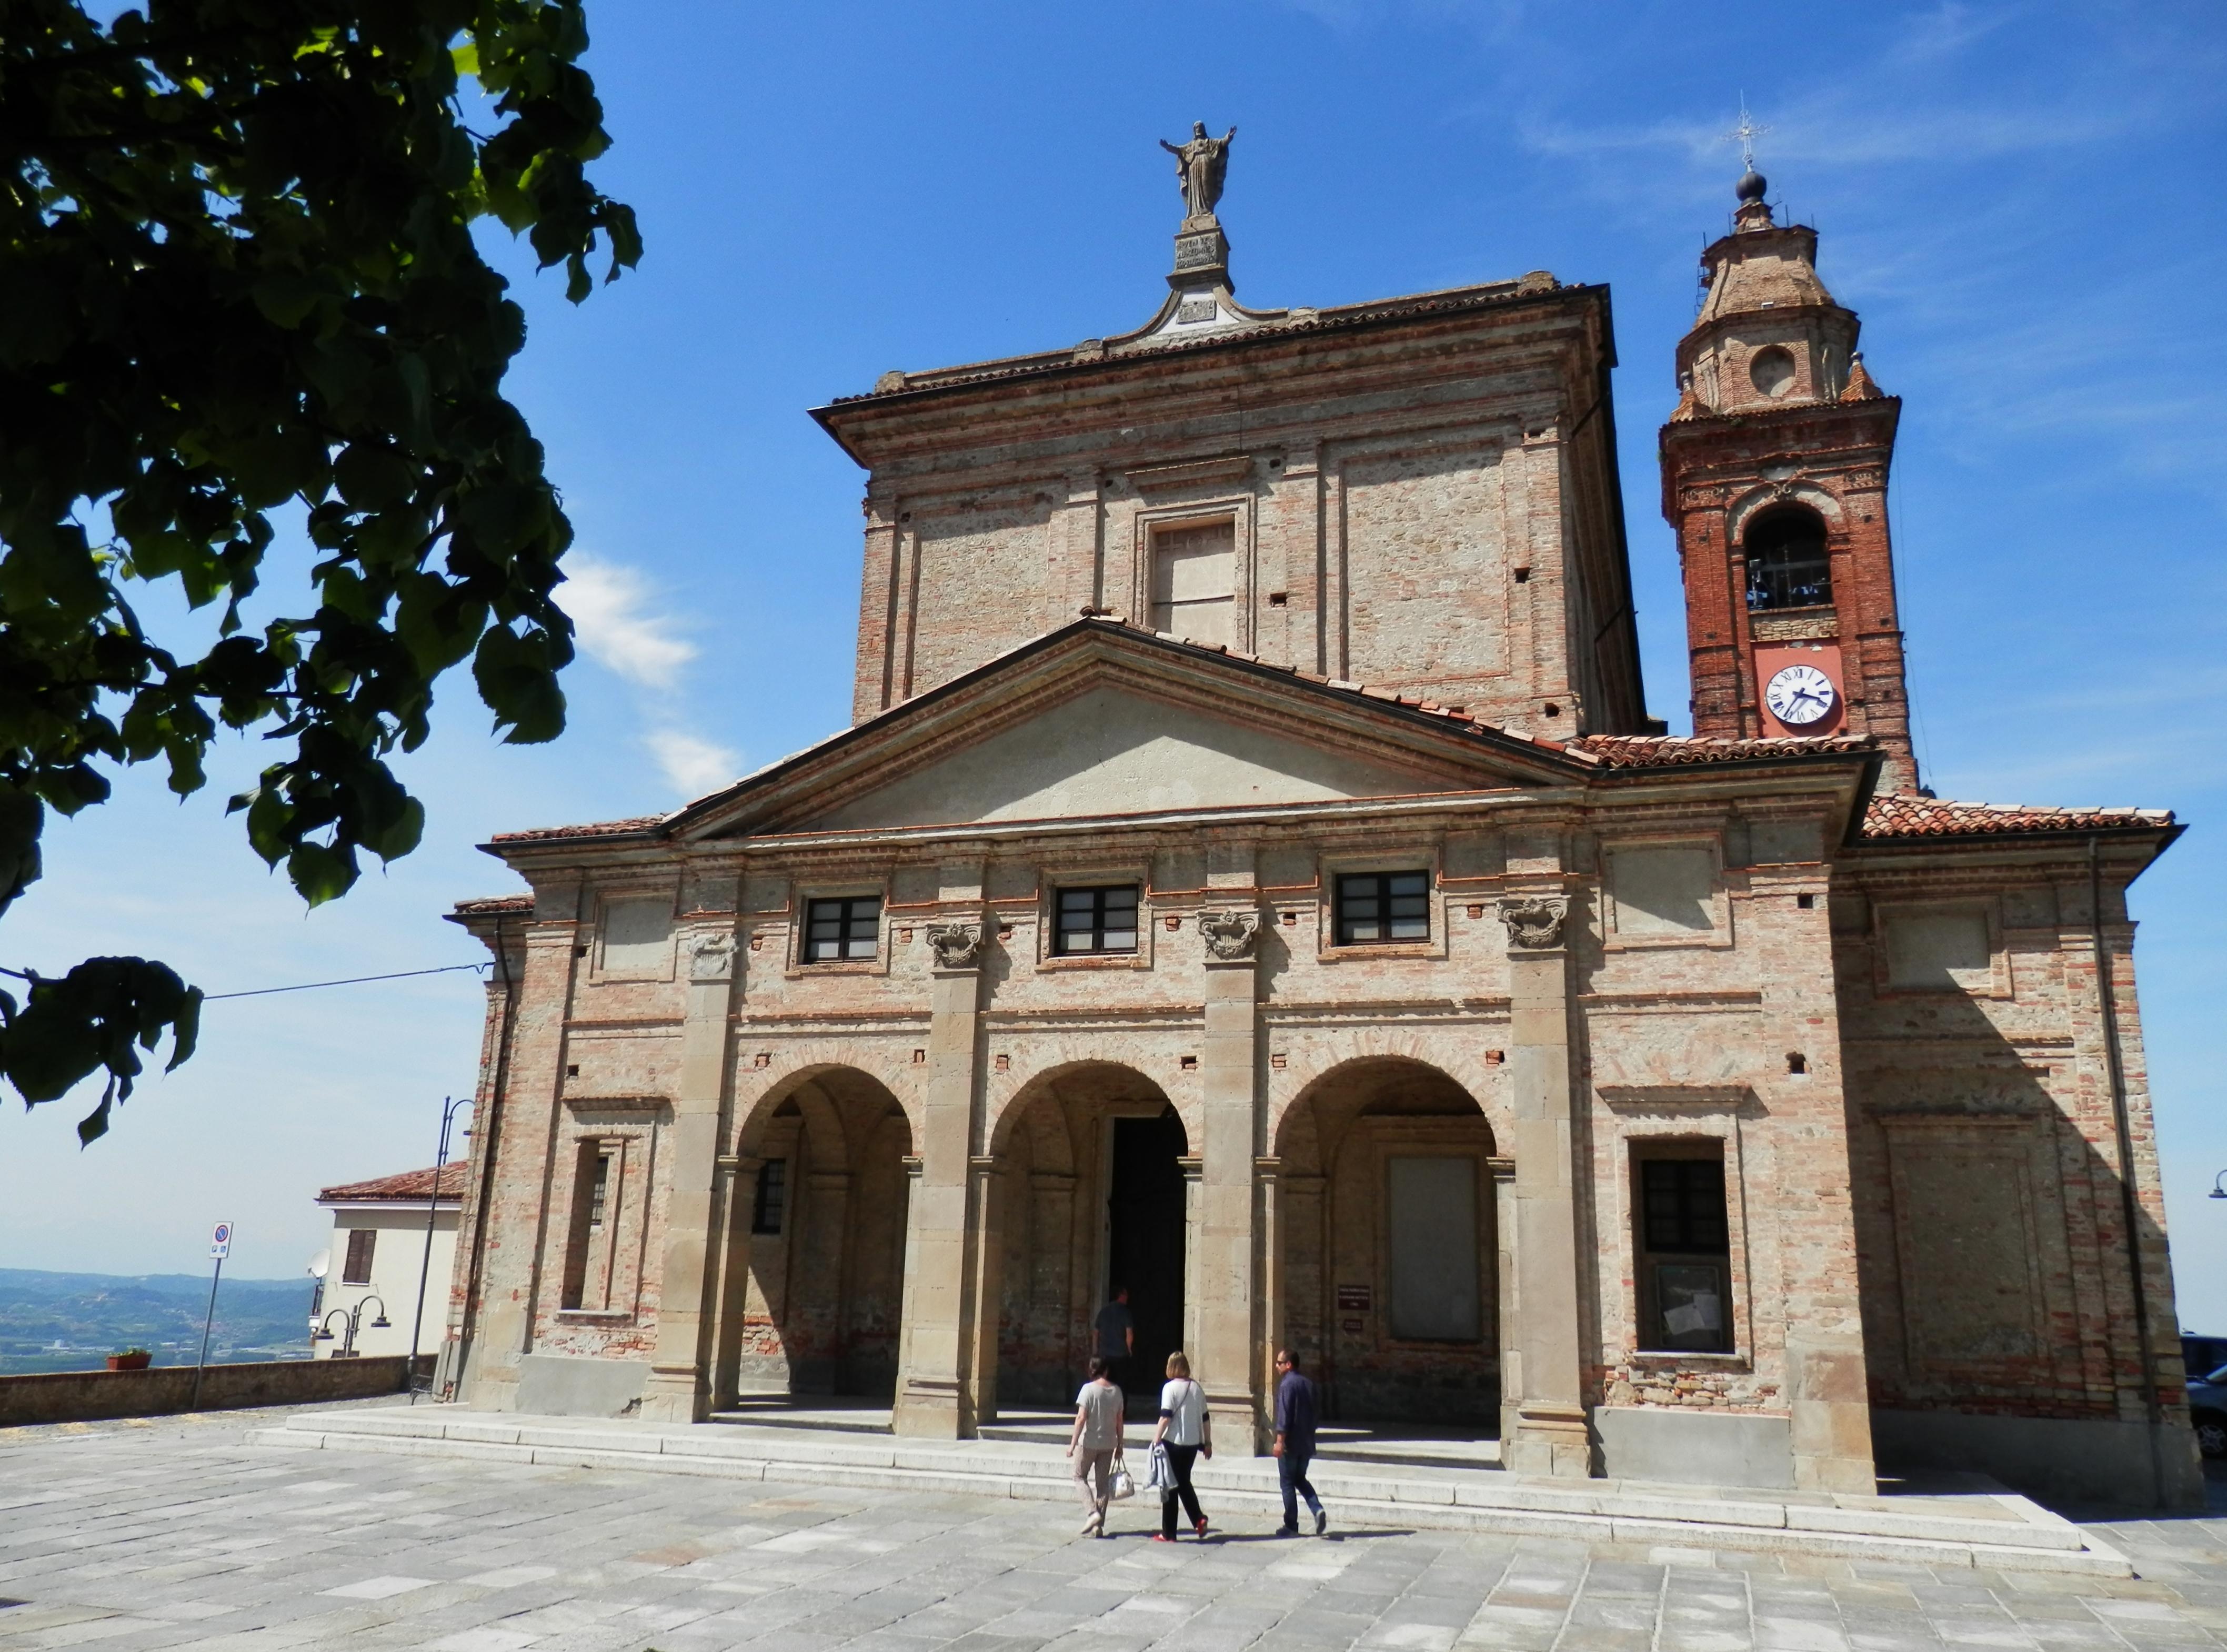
left=439, top=154, right=2199, bottom=1506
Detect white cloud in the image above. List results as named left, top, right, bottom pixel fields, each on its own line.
left=646, top=729, right=740, bottom=799
left=560, top=554, right=698, bottom=689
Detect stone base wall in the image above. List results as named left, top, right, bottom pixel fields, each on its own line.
left=0, top=1356, right=424, bottom=1427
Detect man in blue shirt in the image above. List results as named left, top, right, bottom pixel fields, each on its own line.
left=1272, top=1347, right=1327, bottom=1536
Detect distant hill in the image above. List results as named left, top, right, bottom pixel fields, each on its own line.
left=0, top=1268, right=314, bottom=1373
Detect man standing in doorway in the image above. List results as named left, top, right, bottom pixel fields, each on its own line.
left=1095, top=1286, right=1135, bottom=1394
left=1273, top=1347, right=1327, bottom=1536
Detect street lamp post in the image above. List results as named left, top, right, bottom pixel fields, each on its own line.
left=314, top=1296, right=391, bottom=1359
left=2210, top=1171, right=2227, bottom=1200
left=407, top=1095, right=470, bottom=1403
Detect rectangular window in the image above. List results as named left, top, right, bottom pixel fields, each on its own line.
left=802, top=896, right=880, bottom=963
left=1335, top=871, right=1430, bottom=945
left=342, top=1228, right=376, bottom=1285
left=1054, top=885, right=1140, bottom=955
left=1149, top=519, right=1236, bottom=647
left=1633, top=1148, right=1733, bottom=1354
left=753, top=1159, right=788, bottom=1235
left=561, top=1141, right=617, bottom=1312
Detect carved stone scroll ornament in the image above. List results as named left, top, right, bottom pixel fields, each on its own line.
left=925, top=921, right=984, bottom=970
left=687, top=930, right=736, bottom=982
left=1198, top=908, right=1261, bottom=961
left=1497, top=896, right=1570, bottom=950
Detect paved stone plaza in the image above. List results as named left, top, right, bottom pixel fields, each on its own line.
left=5, top=1405, right=2227, bottom=1652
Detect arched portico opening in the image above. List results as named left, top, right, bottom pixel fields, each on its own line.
left=992, top=1062, right=1188, bottom=1415
left=712, top=1066, right=912, bottom=1405
left=1276, top=1057, right=1499, bottom=1427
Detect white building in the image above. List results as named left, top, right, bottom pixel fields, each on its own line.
left=312, top=1164, right=464, bottom=1361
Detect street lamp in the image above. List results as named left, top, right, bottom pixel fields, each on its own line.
left=408, top=1095, right=472, bottom=1403
left=315, top=1296, right=390, bottom=1358
left=2210, top=1171, right=2227, bottom=1200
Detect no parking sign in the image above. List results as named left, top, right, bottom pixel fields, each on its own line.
left=209, top=1221, right=232, bottom=1260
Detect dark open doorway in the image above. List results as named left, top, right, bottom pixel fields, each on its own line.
left=1106, top=1109, right=1187, bottom=1417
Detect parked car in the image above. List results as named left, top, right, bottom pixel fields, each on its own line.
left=2183, top=1334, right=2227, bottom=1382
left=2188, top=1363, right=2227, bottom=1459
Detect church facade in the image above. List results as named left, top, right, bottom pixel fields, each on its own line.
left=439, top=153, right=2199, bottom=1506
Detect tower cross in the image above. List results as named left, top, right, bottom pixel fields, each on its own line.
left=1723, top=98, right=1770, bottom=172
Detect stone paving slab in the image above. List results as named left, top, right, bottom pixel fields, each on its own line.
left=248, top=1409, right=2110, bottom=1575
left=3, top=1405, right=2225, bottom=1651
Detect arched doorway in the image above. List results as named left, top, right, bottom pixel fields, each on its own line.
left=714, top=1066, right=912, bottom=1404
left=1276, top=1057, right=1499, bottom=1427
left=994, top=1063, right=1189, bottom=1415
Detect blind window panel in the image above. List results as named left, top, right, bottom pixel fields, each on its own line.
left=342, top=1228, right=376, bottom=1284
left=1055, top=885, right=1140, bottom=955
left=1149, top=520, right=1236, bottom=647
left=804, top=897, right=881, bottom=962
left=1335, top=871, right=1431, bottom=944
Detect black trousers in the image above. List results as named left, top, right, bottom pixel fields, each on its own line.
left=1160, top=1443, right=1206, bottom=1536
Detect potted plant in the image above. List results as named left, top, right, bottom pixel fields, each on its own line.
left=106, top=1348, right=152, bottom=1371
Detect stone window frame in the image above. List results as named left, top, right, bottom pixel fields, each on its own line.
left=1870, top=898, right=2012, bottom=1001
left=1125, top=497, right=1256, bottom=654
left=1598, top=834, right=1735, bottom=953
left=1313, top=848, right=1448, bottom=964
left=588, top=882, right=681, bottom=984
left=1597, top=1089, right=1759, bottom=1372
left=550, top=1100, right=664, bottom=1325
left=1035, top=859, right=1156, bottom=973
left=781, top=876, right=893, bottom=980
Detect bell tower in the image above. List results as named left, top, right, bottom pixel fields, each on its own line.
left=1660, top=167, right=1918, bottom=793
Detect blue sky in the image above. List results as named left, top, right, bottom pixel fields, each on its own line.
left=5, top=1, right=2224, bottom=1332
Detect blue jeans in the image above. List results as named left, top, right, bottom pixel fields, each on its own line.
left=1279, top=1445, right=1321, bottom=1528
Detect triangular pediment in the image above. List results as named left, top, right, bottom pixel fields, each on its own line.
left=673, top=622, right=1578, bottom=841
left=803, top=684, right=1470, bottom=831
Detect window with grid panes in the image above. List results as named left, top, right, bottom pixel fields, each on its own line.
left=1054, top=885, right=1139, bottom=955
left=1335, top=871, right=1431, bottom=945
left=802, top=896, right=880, bottom=963
left=1640, top=1158, right=1729, bottom=1254
left=753, top=1160, right=787, bottom=1234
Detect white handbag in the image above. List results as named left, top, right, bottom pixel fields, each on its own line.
left=1109, top=1455, right=1138, bottom=1500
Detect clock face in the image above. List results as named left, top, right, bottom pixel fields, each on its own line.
left=1764, top=663, right=1838, bottom=728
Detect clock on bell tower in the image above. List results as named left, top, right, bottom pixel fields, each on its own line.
left=1659, top=166, right=1918, bottom=794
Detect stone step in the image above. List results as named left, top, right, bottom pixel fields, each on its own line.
left=248, top=1408, right=2126, bottom=1577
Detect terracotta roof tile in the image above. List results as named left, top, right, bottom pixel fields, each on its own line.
left=452, top=894, right=532, bottom=915
left=1862, top=793, right=2174, bottom=840
left=488, top=814, right=667, bottom=845
left=317, top=1163, right=469, bottom=1203
left=1570, top=733, right=1873, bottom=767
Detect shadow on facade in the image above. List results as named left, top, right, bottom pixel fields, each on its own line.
left=715, top=1066, right=912, bottom=1404
left=994, top=1062, right=1187, bottom=1414
left=1277, top=1056, right=1500, bottom=1429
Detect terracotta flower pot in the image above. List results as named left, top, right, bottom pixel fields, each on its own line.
left=106, top=1352, right=152, bottom=1372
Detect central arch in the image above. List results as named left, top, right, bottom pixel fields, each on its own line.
left=1275, top=1056, right=1500, bottom=1428
left=992, top=1062, right=1188, bottom=1415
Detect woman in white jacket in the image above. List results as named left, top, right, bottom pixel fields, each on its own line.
left=1149, top=1350, right=1211, bottom=1541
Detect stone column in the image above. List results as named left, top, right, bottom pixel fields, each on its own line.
left=707, top=1151, right=755, bottom=1408
left=1497, top=887, right=1591, bottom=1478
left=639, top=924, right=741, bottom=1423
left=892, top=910, right=988, bottom=1437
left=1198, top=905, right=1265, bottom=1453
left=963, top=1155, right=1005, bottom=1423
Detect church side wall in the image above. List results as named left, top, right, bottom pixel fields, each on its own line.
left=1832, top=841, right=2202, bottom=1507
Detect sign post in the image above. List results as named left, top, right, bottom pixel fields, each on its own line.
left=189, top=1221, right=232, bottom=1411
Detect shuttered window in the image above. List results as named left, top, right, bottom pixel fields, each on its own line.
left=342, top=1228, right=376, bottom=1285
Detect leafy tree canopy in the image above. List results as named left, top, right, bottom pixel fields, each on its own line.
left=0, top=0, right=638, bottom=1141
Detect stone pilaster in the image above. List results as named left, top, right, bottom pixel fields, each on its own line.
left=892, top=905, right=988, bottom=1437
left=1496, top=882, right=1591, bottom=1478
left=1198, top=904, right=1264, bottom=1452
left=638, top=922, right=741, bottom=1423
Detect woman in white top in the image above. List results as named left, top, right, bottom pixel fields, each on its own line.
left=1068, top=1354, right=1125, bottom=1536
left=1149, top=1349, right=1211, bottom=1541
